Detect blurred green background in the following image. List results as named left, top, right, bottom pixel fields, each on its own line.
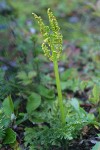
left=0, top=0, right=100, bottom=72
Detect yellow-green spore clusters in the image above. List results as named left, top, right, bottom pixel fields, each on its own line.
left=32, top=8, right=63, bottom=61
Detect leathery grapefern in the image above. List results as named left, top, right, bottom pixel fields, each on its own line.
left=32, top=8, right=63, bottom=61
left=32, top=8, right=65, bottom=124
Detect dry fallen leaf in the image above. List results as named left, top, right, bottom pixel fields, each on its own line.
left=82, top=126, right=89, bottom=135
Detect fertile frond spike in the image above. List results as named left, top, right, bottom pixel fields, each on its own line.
left=32, top=9, right=65, bottom=124
left=32, top=13, right=39, bottom=19
left=42, top=43, right=52, bottom=61
left=47, top=8, right=60, bottom=33
left=32, top=13, right=48, bottom=36
left=32, top=8, right=63, bottom=61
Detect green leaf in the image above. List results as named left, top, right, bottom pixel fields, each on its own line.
left=61, top=80, right=73, bottom=90
left=17, top=71, right=27, bottom=80
left=87, top=113, right=95, bottom=122
left=93, top=85, right=100, bottom=103
left=28, top=71, right=37, bottom=79
left=26, top=93, right=41, bottom=114
left=97, top=134, right=100, bottom=137
left=2, top=96, right=14, bottom=118
left=89, top=98, right=96, bottom=104
left=21, top=79, right=32, bottom=85
left=89, top=85, right=100, bottom=104
left=61, top=81, right=68, bottom=90
left=70, top=98, right=80, bottom=112
left=80, top=81, right=88, bottom=91
left=92, top=142, right=100, bottom=150
left=60, top=68, right=78, bottom=81
left=16, top=113, right=28, bottom=125
left=38, top=85, right=55, bottom=100
left=3, top=128, right=16, bottom=144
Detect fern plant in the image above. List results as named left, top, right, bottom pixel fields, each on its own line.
left=32, top=8, right=65, bottom=124
left=24, top=8, right=99, bottom=150
left=24, top=98, right=97, bottom=150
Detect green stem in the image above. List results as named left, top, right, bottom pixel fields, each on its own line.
left=53, top=53, right=65, bottom=124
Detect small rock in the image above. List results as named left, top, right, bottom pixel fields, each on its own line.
left=69, top=16, right=79, bottom=23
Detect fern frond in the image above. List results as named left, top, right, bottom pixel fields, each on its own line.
left=0, top=110, right=5, bottom=140
left=32, top=8, right=63, bottom=61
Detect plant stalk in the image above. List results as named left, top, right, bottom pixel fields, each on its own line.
left=53, top=55, right=65, bottom=124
